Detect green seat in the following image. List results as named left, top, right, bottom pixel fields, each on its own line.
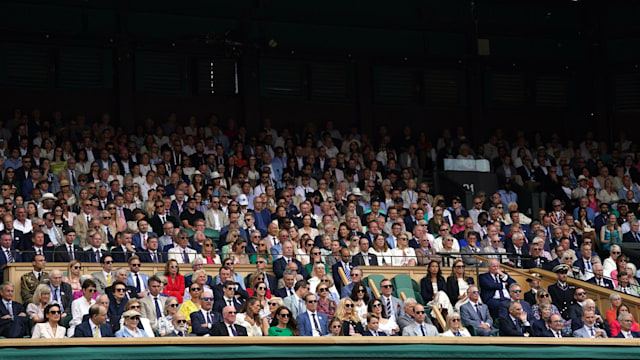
left=392, top=274, right=414, bottom=291
left=204, top=228, right=220, bottom=244
left=364, top=274, right=385, bottom=291
left=61, top=315, right=73, bottom=328
left=186, top=229, right=195, bottom=237
left=395, top=287, right=417, bottom=302
left=155, top=271, right=164, bottom=277
left=465, top=324, right=477, bottom=336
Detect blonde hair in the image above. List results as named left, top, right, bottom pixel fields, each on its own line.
left=33, top=283, right=51, bottom=305
left=335, top=298, right=360, bottom=323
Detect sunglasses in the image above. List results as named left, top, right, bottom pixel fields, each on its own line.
left=279, top=313, right=290, bottom=318
left=317, top=288, right=328, bottom=292
left=345, top=303, right=354, bottom=308
left=176, top=320, right=187, bottom=324
left=257, top=287, right=266, bottom=291
left=73, top=266, right=82, bottom=270
left=415, top=311, right=425, bottom=314
left=269, top=302, right=279, bottom=306
left=104, top=261, right=113, bottom=264
left=115, top=288, right=126, bottom=292
left=372, top=303, right=382, bottom=308
left=539, top=294, right=550, bottom=298
left=381, top=284, right=393, bottom=289
left=332, top=325, right=342, bottom=329
left=307, top=300, right=318, bottom=304
left=451, top=318, right=461, bottom=322
left=168, top=303, right=179, bottom=307
left=49, top=310, right=61, bottom=314
left=191, top=287, right=201, bottom=291
left=129, top=305, right=141, bottom=309
left=203, top=297, right=214, bottom=301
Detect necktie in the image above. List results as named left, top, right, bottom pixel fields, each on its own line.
left=68, top=246, right=74, bottom=261
left=53, top=287, right=59, bottom=302
left=229, top=325, right=237, bottom=336
left=6, top=301, right=13, bottom=317
left=455, top=331, right=462, bottom=337
left=37, top=249, right=42, bottom=256
left=586, top=261, right=591, bottom=271
left=95, top=250, right=100, bottom=263
left=6, top=250, right=14, bottom=263
left=386, top=298, right=392, bottom=316
left=312, top=313, right=322, bottom=335
left=590, top=328, right=595, bottom=337
left=420, top=325, right=426, bottom=336
left=344, top=264, right=351, bottom=282
left=36, top=272, right=40, bottom=280
left=475, top=304, right=482, bottom=318
left=154, top=297, right=161, bottom=319
left=227, top=300, right=233, bottom=306
left=207, top=311, right=213, bottom=325
left=555, top=332, right=561, bottom=338
left=182, top=250, right=189, bottom=264
left=178, top=331, right=184, bottom=336
left=151, top=252, right=158, bottom=263
left=94, top=325, right=100, bottom=338
left=298, top=299, right=304, bottom=314
left=495, top=275, right=500, bottom=284
left=160, top=215, right=166, bottom=224
left=142, top=233, right=146, bottom=245
left=288, top=288, right=293, bottom=297
left=106, top=273, right=111, bottom=286
left=135, top=273, right=141, bottom=293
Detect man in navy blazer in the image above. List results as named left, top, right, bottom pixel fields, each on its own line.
left=479, top=259, right=517, bottom=317
left=586, top=264, right=615, bottom=289
left=615, top=313, right=640, bottom=338
left=332, top=248, right=355, bottom=292
left=272, top=240, right=307, bottom=279
left=52, top=228, right=84, bottom=263
left=297, top=293, right=329, bottom=336
left=498, top=301, right=531, bottom=337
left=0, top=282, right=27, bottom=338
left=497, top=283, right=532, bottom=321
left=131, top=219, right=157, bottom=250
left=190, top=290, right=221, bottom=336
left=73, top=304, right=114, bottom=337
left=352, top=237, right=378, bottom=267
left=362, top=313, right=388, bottom=336
left=0, top=232, right=21, bottom=282
left=125, top=256, right=150, bottom=297
left=210, top=306, right=248, bottom=336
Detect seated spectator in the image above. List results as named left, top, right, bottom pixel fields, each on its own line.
left=162, top=259, right=185, bottom=303
left=68, top=278, right=97, bottom=337
left=73, top=304, right=113, bottom=337
left=441, top=312, right=471, bottom=337
left=334, top=298, right=364, bottom=336
left=157, top=296, right=179, bottom=337
left=210, top=305, right=248, bottom=336
left=615, top=312, right=640, bottom=338
left=268, top=305, right=298, bottom=336
left=0, top=281, right=27, bottom=338
left=401, top=303, right=438, bottom=336
left=610, top=303, right=640, bottom=337
left=115, top=309, right=149, bottom=337
left=460, top=285, right=497, bottom=336
left=164, top=312, right=193, bottom=337
left=235, top=296, right=265, bottom=336
left=190, top=290, right=220, bottom=336
left=498, top=301, right=531, bottom=337
left=31, top=303, right=65, bottom=338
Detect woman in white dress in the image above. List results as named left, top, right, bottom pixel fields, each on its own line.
left=390, top=232, right=417, bottom=266
left=235, top=297, right=266, bottom=336
left=367, top=299, right=399, bottom=335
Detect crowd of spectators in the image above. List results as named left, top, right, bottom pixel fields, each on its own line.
left=0, top=108, right=639, bottom=339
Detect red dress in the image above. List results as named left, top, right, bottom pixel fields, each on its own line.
left=163, top=275, right=185, bottom=303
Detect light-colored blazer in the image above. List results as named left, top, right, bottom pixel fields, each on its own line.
left=32, top=322, right=67, bottom=338
left=204, top=209, right=230, bottom=231
left=402, top=322, right=439, bottom=336
left=167, top=247, right=198, bottom=264
left=140, top=295, right=168, bottom=330
left=573, top=325, right=608, bottom=338
left=72, top=214, right=90, bottom=248
left=91, top=271, right=116, bottom=295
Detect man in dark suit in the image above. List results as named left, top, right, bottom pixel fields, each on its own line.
left=615, top=312, right=640, bottom=338
left=522, top=239, right=548, bottom=270
left=210, top=305, right=248, bottom=336
left=352, top=237, right=378, bottom=267
left=73, top=304, right=114, bottom=337
left=253, top=258, right=277, bottom=292
left=505, top=232, right=529, bottom=268
left=498, top=301, right=531, bottom=336
left=213, top=267, right=248, bottom=302
left=148, top=200, right=179, bottom=237
left=272, top=240, right=307, bottom=279
left=271, top=271, right=295, bottom=299
left=21, top=230, right=53, bottom=263
left=137, top=236, right=165, bottom=264
left=213, top=281, right=244, bottom=315
left=45, top=269, right=73, bottom=316
left=331, top=248, right=355, bottom=292
left=0, top=281, right=27, bottom=338
left=52, top=228, right=84, bottom=263
left=190, top=290, right=221, bottom=336
left=498, top=283, right=532, bottom=321
left=0, top=232, right=21, bottom=282
left=0, top=217, right=27, bottom=252
left=623, top=220, right=640, bottom=243
left=586, top=264, right=615, bottom=289
left=479, top=259, right=517, bottom=317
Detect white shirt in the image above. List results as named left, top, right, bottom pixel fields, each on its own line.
left=307, top=311, right=321, bottom=336
left=89, top=319, right=101, bottom=337
left=13, top=219, right=32, bottom=234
